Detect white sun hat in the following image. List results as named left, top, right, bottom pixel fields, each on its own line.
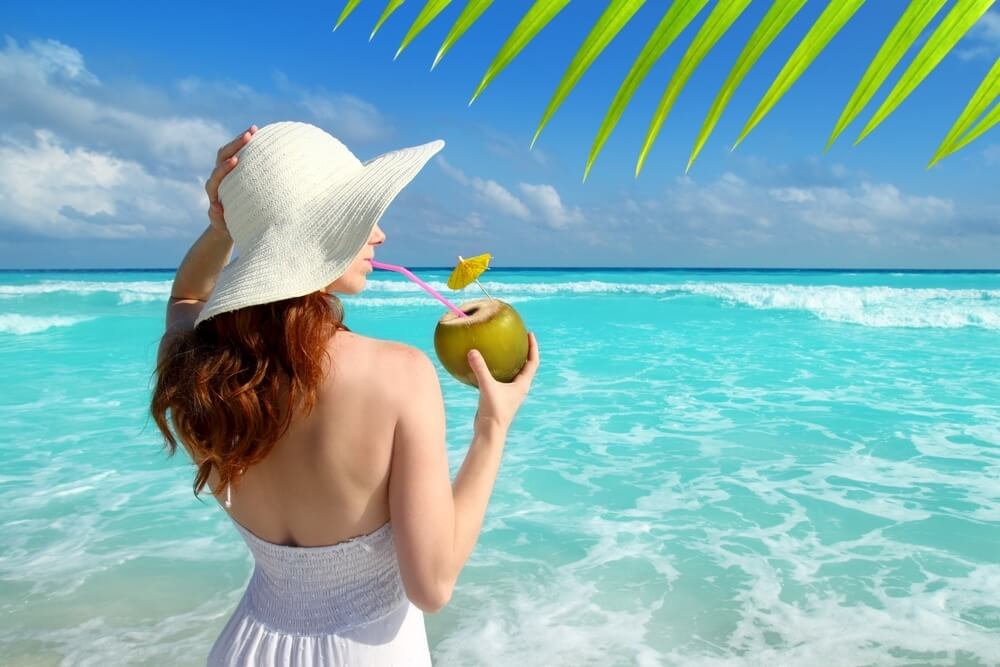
left=194, top=121, right=444, bottom=326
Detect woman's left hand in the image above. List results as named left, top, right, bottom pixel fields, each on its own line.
left=205, top=125, right=258, bottom=238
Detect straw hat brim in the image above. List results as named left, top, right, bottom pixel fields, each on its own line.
left=194, top=138, right=444, bottom=326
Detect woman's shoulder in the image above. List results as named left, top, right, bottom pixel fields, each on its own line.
left=329, top=331, right=429, bottom=377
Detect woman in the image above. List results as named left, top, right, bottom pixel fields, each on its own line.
left=151, top=122, right=540, bottom=666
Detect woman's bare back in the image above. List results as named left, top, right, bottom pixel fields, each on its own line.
left=208, top=331, right=406, bottom=547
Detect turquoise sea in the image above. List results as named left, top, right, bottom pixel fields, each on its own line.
left=1, top=268, right=999, bottom=666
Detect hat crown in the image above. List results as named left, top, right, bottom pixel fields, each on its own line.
left=218, top=122, right=364, bottom=250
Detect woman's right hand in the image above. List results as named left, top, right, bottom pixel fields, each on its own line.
left=467, top=332, right=539, bottom=432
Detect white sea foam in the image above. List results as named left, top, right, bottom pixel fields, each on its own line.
left=0, top=314, right=93, bottom=334
left=8, top=277, right=998, bottom=329
left=369, top=278, right=1000, bottom=329
left=365, top=278, right=682, bottom=295
left=674, top=282, right=1000, bottom=329
left=0, top=279, right=172, bottom=305
left=347, top=295, right=538, bottom=308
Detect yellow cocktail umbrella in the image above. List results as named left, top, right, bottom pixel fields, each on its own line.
left=447, top=253, right=493, bottom=300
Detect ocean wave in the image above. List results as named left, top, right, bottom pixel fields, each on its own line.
left=0, top=280, right=171, bottom=305
left=369, top=279, right=1000, bottom=329
left=347, top=295, right=538, bottom=308
left=0, top=314, right=94, bottom=335
left=4, top=278, right=999, bottom=329
left=365, top=278, right=682, bottom=295
left=675, top=283, right=1000, bottom=329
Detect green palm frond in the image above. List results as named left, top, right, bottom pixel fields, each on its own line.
left=856, top=0, right=995, bottom=144
left=636, top=0, right=753, bottom=178
left=827, top=0, right=948, bottom=150
left=334, top=0, right=365, bottom=31
left=929, top=56, right=1000, bottom=166
left=735, top=0, right=866, bottom=150
left=688, top=0, right=808, bottom=173
left=584, top=0, right=710, bottom=181
left=531, top=0, right=648, bottom=150
left=946, top=98, right=999, bottom=153
left=470, top=0, right=572, bottom=106
left=335, top=0, right=1000, bottom=174
left=372, top=0, right=408, bottom=42
left=396, top=0, right=453, bottom=60
left=433, top=0, right=494, bottom=70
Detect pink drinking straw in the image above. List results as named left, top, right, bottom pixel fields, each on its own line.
left=370, top=260, right=468, bottom=318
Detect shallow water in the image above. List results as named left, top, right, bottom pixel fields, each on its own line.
left=1, top=269, right=999, bottom=666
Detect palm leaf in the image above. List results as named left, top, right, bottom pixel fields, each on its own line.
left=432, top=0, right=494, bottom=70
left=371, top=0, right=407, bottom=42
left=735, top=0, right=866, bottom=150
left=828, top=0, right=947, bottom=150
left=531, top=0, right=647, bottom=150
left=469, top=0, right=572, bottom=105
left=688, top=0, right=807, bottom=173
left=397, top=0, right=453, bottom=60
left=857, top=0, right=996, bottom=144
left=946, top=99, right=999, bottom=154
left=333, top=0, right=1000, bottom=172
left=334, top=0, right=365, bottom=31
left=583, top=0, right=710, bottom=182
left=635, top=0, right=753, bottom=177
left=929, top=56, right=999, bottom=166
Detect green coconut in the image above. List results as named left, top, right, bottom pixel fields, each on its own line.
left=434, top=298, right=528, bottom=387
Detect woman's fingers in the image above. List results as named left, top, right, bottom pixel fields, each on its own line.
left=514, top=333, right=539, bottom=388
left=204, top=156, right=238, bottom=202
left=216, top=125, right=257, bottom=165
left=205, top=125, right=258, bottom=203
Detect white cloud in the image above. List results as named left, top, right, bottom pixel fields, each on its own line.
left=0, top=37, right=394, bottom=174
left=437, top=157, right=584, bottom=228
left=958, top=11, right=1000, bottom=60
left=436, top=156, right=530, bottom=219
left=658, top=171, right=956, bottom=245
left=0, top=36, right=399, bottom=243
left=0, top=36, right=229, bottom=171
left=0, top=36, right=97, bottom=85
left=517, top=182, right=584, bottom=229
left=274, top=72, right=392, bottom=144
left=584, top=165, right=985, bottom=265
left=769, top=182, right=953, bottom=234
left=0, top=130, right=203, bottom=238
left=475, top=178, right=530, bottom=219
left=435, top=156, right=469, bottom=185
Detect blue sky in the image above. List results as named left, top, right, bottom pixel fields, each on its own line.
left=0, top=0, right=997, bottom=269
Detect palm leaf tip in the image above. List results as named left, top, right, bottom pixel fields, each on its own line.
left=469, top=0, right=572, bottom=111
left=827, top=0, right=948, bottom=150
left=431, top=48, right=445, bottom=70
left=736, top=0, right=866, bottom=151
left=530, top=0, right=649, bottom=154
left=529, top=128, right=542, bottom=150
left=855, top=0, right=995, bottom=146
left=585, top=0, right=713, bottom=183
left=335, top=0, right=363, bottom=32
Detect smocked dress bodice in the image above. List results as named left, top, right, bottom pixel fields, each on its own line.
left=207, top=518, right=431, bottom=666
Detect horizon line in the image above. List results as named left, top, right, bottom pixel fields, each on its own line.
left=2, top=266, right=999, bottom=273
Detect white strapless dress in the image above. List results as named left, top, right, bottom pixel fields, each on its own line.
left=207, top=519, right=431, bottom=666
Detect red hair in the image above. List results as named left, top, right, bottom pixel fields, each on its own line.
left=150, top=292, right=349, bottom=497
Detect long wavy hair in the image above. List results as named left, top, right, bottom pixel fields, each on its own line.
left=150, top=292, right=349, bottom=498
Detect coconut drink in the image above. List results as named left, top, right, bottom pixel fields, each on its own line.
left=434, top=297, right=528, bottom=386
left=370, top=253, right=529, bottom=386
